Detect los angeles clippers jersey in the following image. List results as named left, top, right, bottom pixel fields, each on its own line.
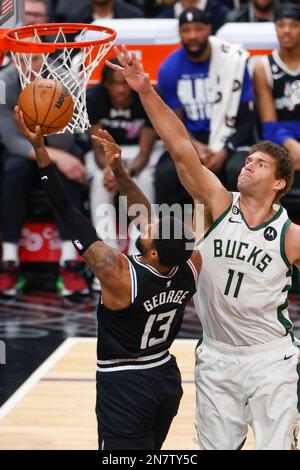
left=194, top=192, right=294, bottom=346
left=264, top=50, right=300, bottom=121
left=97, top=255, right=197, bottom=371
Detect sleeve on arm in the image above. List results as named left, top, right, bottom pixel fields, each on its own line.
left=39, top=164, right=101, bottom=255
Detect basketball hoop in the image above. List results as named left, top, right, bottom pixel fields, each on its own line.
left=0, top=23, right=116, bottom=133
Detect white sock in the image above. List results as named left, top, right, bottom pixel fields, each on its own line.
left=2, top=242, right=18, bottom=264
left=60, top=241, right=77, bottom=266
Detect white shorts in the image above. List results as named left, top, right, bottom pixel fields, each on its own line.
left=195, top=334, right=300, bottom=450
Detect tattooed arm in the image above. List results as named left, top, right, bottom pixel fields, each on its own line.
left=92, top=128, right=156, bottom=231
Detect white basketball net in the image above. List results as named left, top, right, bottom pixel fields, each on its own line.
left=10, top=26, right=115, bottom=133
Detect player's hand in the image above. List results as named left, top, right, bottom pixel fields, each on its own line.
left=91, top=128, right=123, bottom=172
left=106, top=45, right=151, bottom=95
left=14, top=106, right=45, bottom=148
left=103, top=166, right=118, bottom=192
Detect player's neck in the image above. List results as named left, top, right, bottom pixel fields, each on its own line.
left=239, top=194, right=276, bottom=228
left=139, top=255, right=173, bottom=275
left=278, top=46, right=300, bottom=69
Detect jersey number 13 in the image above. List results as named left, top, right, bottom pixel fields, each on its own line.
left=140, top=309, right=176, bottom=349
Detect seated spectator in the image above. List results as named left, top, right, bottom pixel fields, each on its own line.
left=253, top=3, right=300, bottom=209
left=48, top=0, right=143, bottom=23
left=0, top=57, right=89, bottom=297
left=144, top=0, right=173, bottom=17
left=0, top=0, right=50, bottom=69
left=156, top=0, right=229, bottom=34
left=92, top=0, right=143, bottom=18
left=86, top=59, right=162, bottom=289
left=25, top=0, right=49, bottom=25
left=157, top=7, right=256, bottom=206
left=226, top=0, right=281, bottom=22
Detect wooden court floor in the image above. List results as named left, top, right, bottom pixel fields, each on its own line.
left=0, top=338, right=255, bottom=450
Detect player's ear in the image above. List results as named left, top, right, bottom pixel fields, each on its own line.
left=150, top=247, right=159, bottom=262
left=274, top=179, right=286, bottom=191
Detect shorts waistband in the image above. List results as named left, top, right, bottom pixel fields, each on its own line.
left=97, top=351, right=171, bottom=372
left=201, top=334, right=293, bottom=356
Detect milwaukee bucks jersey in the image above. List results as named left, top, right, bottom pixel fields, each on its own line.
left=194, top=192, right=294, bottom=345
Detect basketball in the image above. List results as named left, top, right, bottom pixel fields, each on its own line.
left=18, top=79, right=74, bottom=135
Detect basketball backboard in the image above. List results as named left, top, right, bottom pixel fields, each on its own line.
left=0, top=0, right=24, bottom=29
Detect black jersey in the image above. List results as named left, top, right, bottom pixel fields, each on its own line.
left=265, top=50, right=300, bottom=121
left=86, top=83, right=152, bottom=145
left=96, top=255, right=197, bottom=371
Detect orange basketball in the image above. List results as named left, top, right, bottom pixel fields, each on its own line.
left=18, top=79, right=74, bottom=135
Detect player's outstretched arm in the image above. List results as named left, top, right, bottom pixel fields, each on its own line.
left=106, top=46, right=231, bottom=218
left=92, top=128, right=155, bottom=230
left=15, top=107, right=129, bottom=299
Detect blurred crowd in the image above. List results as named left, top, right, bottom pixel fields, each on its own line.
left=0, top=0, right=300, bottom=297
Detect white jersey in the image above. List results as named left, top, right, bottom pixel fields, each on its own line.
left=195, top=192, right=294, bottom=346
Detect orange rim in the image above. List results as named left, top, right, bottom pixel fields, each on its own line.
left=1, top=23, right=116, bottom=54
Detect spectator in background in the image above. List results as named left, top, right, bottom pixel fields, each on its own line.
left=0, top=0, right=50, bottom=69
left=0, top=57, right=89, bottom=297
left=25, top=0, right=49, bottom=25
left=86, top=59, right=161, bottom=290
left=156, top=7, right=256, bottom=206
left=46, top=0, right=92, bottom=23
left=48, top=0, right=143, bottom=23
left=226, top=0, right=281, bottom=22
left=92, top=0, right=143, bottom=19
left=156, top=0, right=229, bottom=34
left=253, top=3, right=300, bottom=195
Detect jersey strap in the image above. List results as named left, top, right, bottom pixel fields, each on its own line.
left=123, top=254, right=138, bottom=303
left=187, top=258, right=198, bottom=284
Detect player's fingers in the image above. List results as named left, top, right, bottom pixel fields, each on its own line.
left=14, top=105, right=19, bottom=121
left=15, top=108, right=28, bottom=133
left=112, top=44, right=131, bottom=68
left=91, top=135, right=102, bottom=144
left=35, top=126, right=42, bottom=137
left=114, top=45, right=130, bottom=67
left=121, top=44, right=131, bottom=60
left=105, top=59, right=124, bottom=72
left=130, top=52, right=143, bottom=71
left=102, top=129, right=116, bottom=144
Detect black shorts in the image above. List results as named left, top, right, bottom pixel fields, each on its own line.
left=96, top=355, right=183, bottom=450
